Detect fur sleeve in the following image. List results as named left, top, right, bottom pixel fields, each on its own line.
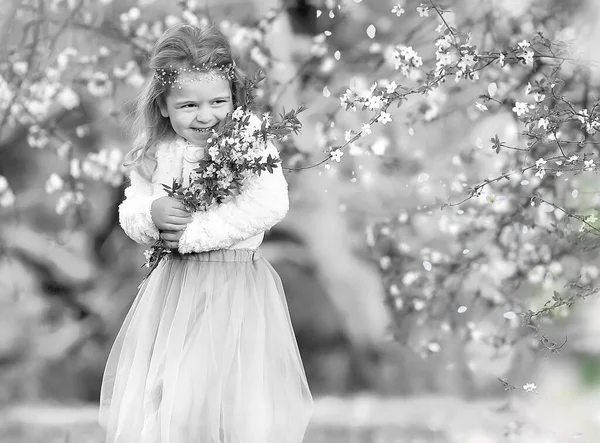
left=118, top=169, right=161, bottom=246
left=178, top=141, right=289, bottom=253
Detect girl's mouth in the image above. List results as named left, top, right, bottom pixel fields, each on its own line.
left=193, top=125, right=216, bottom=133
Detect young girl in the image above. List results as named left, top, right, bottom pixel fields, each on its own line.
left=99, top=24, right=313, bottom=443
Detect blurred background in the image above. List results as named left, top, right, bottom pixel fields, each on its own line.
left=1, top=0, right=600, bottom=441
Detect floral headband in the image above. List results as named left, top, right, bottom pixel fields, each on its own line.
left=154, top=61, right=236, bottom=88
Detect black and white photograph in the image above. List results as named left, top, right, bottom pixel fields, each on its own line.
left=1, top=0, right=600, bottom=441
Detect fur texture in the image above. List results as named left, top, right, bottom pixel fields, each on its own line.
left=118, top=137, right=289, bottom=253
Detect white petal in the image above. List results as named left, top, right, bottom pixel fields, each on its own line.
left=366, top=24, right=376, bottom=39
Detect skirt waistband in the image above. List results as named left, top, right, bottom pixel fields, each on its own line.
left=170, top=249, right=262, bottom=263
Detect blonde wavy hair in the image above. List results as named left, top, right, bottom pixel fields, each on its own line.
left=123, top=23, right=251, bottom=180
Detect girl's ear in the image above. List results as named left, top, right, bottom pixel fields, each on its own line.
left=158, top=97, right=169, bottom=118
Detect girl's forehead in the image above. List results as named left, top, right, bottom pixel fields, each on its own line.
left=166, top=72, right=231, bottom=99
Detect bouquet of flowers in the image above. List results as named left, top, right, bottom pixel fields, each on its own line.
left=141, top=103, right=305, bottom=277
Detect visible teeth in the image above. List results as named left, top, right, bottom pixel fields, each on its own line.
left=194, top=127, right=213, bottom=133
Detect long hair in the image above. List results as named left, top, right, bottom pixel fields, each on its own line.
left=123, top=24, right=251, bottom=180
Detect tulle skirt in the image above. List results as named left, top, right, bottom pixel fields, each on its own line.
left=99, top=249, right=313, bottom=443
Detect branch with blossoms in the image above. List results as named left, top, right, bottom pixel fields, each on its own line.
left=283, top=0, right=599, bottom=172
left=295, top=1, right=600, bottom=395
left=284, top=1, right=600, bottom=364
left=443, top=154, right=600, bottom=236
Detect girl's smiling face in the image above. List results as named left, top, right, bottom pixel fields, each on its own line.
left=159, top=71, right=234, bottom=145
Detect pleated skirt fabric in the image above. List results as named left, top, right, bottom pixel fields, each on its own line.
left=99, top=249, right=313, bottom=443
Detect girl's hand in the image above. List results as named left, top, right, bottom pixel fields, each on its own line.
left=151, top=196, right=192, bottom=231
left=160, top=229, right=185, bottom=249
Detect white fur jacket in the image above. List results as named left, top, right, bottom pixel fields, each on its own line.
left=118, top=136, right=289, bottom=253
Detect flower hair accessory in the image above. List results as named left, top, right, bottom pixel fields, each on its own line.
left=155, top=61, right=236, bottom=87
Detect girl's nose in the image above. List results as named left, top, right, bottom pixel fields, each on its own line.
left=195, top=106, right=213, bottom=123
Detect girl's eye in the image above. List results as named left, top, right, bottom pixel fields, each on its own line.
left=213, top=100, right=226, bottom=105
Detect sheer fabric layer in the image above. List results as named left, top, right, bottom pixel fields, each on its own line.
left=99, top=249, right=313, bottom=443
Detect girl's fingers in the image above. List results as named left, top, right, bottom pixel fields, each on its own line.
left=170, top=209, right=192, bottom=218
left=160, top=221, right=189, bottom=230
left=155, top=223, right=179, bottom=231
left=160, top=232, right=182, bottom=241
left=170, top=201, right=188, bottom=211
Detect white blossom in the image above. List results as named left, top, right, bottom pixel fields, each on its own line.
left=87, top=72, right=113, bottom=97
left=413, top=299, right=426, bottom=311
left=392, top=4, right=405, bottom=16
left=394, top=298, right=404, bottom=310
left=70, top=158, right=81, bottom=178
left=512, top=102, right=531, bottom=116
left=498, top=53, right=505, bottom=67
left=378, top=112, right=392, bottom=124
left=518, top=49, right=534, bottom=65
left=386, top=81, right=398, bottom=94
left=368, top=95, right=383, bottom=110
left=57, top=47, right=78, bottom=70
left=475, top=102, right=488, bottom=112
left=56, top=87, right=80, bottom=110
left=518, top=40, right=531, bottom=49
left=127, top=7, right=141, bottom=21
left=380, top=255, right=391, bottom=270
left=458, top=53, right=477, bottom=70
left=330, top=149, right=343, bottom=162
left=0, top=189, right=15, bottom=207
left=45, top=173, right=64, bottom=194
left=127, top=72, right=145, bottom=89
left=427, top=342, right=441, bottom=353
left=56, top=191, right=85, bottom=215
left=165, top=14, right=181, bottom=28
left=371, top=137, right=388, bottom=155
left=232, top=107, right=244, bottom=120
left=27, top=127, right=50, bottom=149
left=13, top=61, right=28, bottom=76
left=402, top=271, right=419, bottom=286
left=76, top=125, right=90, bottom=138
